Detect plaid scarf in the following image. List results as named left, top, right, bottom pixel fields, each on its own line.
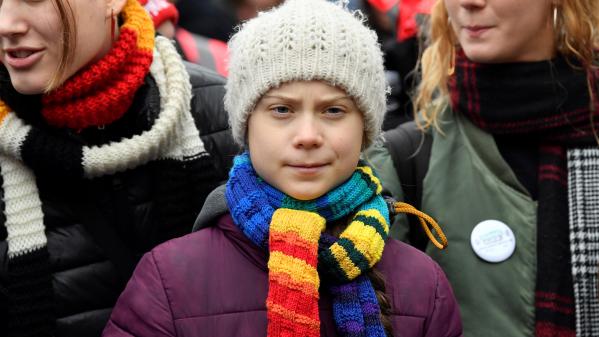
left=225, top=152, right=389, bottom=337
left=450, top=51, right=599, bottom=337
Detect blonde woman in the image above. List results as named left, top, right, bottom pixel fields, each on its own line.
left=367, top=0, right=599, bottom=336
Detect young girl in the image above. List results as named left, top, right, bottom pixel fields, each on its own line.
left=104, top=1, right=462, bottom=336
left=368, top=0, right=599, bottom=336
left=0, top=0, right=235, bottom=335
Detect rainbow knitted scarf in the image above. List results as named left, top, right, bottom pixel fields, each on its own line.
left=226, top=152, right=389, bottom=337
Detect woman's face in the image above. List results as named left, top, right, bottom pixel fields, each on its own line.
left=0, top=0, right=116, bottom=94
left=444, top=0, right=556, bottom=63
left=248, top=81, right=364, bottom=201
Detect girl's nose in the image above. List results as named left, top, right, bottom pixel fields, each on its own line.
left=292, top=115, right=324, bottom=149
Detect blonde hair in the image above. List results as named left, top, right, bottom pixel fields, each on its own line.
left=415, top=0, right=599, bottom=130
left=45, top=0, right=77, bottom=92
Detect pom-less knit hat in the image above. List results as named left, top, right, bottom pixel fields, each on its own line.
left=225, top=0, right=387, bottom=148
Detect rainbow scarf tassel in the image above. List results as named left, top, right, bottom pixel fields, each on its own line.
left=267, top=209, right=325, bottom=337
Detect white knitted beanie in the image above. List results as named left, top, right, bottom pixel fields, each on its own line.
left=225, top=0, right=387, bottom=148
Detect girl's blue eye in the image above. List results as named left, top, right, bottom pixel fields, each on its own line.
left=272, top=106, right=290, bottom=114
left=326, top=107, right=345, bottom=115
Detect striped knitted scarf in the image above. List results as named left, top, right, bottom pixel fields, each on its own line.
left=451, top=51, right=599, bottom=337
left=0, top=1, right=206, bottom=335
left=226, top=152, right=389, bottom=337
left=42, top=0, right=154, bottom=130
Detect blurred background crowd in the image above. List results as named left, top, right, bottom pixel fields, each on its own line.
left=146, top=0, right=429, bottom=130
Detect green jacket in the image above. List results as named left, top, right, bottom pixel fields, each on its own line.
left=366, top=111, right=536, bottom=337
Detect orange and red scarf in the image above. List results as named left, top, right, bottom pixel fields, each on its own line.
left=41, top=0, right=154, bottom=130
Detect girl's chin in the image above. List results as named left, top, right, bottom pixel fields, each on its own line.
left=285, top=188, right=327, bottom=201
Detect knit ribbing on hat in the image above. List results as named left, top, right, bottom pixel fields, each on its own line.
left=41, top=0, right=154, bottom=130
left=0, top=32, right=205, bottom=336
left=224, top=0, right=387, bottom=148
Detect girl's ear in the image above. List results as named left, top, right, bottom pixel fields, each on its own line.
left=106, top=0, right=127, bottom=18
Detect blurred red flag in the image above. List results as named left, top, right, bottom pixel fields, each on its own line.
left=367, top=0, right=434, bottom=41
left=367, top=0, right=398, bottom=12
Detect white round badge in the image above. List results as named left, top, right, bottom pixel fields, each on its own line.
left=470, top=220, right=516, bottom=263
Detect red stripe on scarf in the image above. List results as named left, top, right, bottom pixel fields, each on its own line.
left=267, top=280, right=319, bottom=318
left=270, top=272, right=320, bottom=297
left=269, top=232, right=319, bottom=266
left=539, top=164, right=567, bottom=185
left=536, top=301, right=575, bottom=315
left=267, top=306, right=320, bottom=337
left=535, top=322, right=576, bottom=337
left=42, top=26, right=153, bottom=129
left=536, top=291, right=575, bottom=304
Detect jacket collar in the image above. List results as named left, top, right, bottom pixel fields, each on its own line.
left=193, top=184, right=268, bottom=271
left=193, top=184, right=228, bottom=232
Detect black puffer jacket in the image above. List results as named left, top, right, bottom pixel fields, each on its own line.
left=0, top=62, right=239, bottom=337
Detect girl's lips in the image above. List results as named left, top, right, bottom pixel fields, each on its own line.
left=287, top=164, right=328, bottom=175
left=4, top=49, right=44, bottom=70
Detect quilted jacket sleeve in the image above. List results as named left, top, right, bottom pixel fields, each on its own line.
left=423, top=263, right=463, bottom=337
left=102, top=251, right=175, bottom=337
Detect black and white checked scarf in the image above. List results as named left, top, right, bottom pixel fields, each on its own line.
left=568, top=147, right=599, bottom=337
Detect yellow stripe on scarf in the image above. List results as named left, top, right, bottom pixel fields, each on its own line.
left=271, top=209, right=325, bottom=242
left=329, top=243, right=361, bottom=280
left=120, top=0, right=155, bottom=52
left=268, top=251, right=320, bottom=289
left=341, top=221, right=385, bottom=265
left=357, top=166, right=383, bottom=194
left=355, top=209, right=389, bottom=233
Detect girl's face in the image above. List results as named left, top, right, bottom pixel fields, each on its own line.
left=248, top=81, right=364, bottom=201
left=0, top=0, right=118, bottom=94
left=445, top=0, right=555, bottom=63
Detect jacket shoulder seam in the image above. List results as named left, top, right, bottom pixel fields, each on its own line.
left=389, top=312, right=427, bottom=319
left=425, top=263, right=443, bottom=331
left=173, top=308, right=266, bottom=321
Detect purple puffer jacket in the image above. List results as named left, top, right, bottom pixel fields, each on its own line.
left=103, top=189, right=462, bottom=337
